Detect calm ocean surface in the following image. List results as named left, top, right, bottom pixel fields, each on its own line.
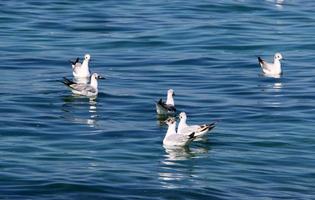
left=1, top=0, right=315, bottom=199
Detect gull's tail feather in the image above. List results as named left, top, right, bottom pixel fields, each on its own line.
left=188, top=132, right=196, bottom=139
left=69, top=57, right=80, bottom=65
left=206, top=121, right=217, bottom=131
left=61, top=77, right=75, bottom=87
left=157, top=98, right=163, bottom=105
left=197, top=121, right=217, bottom=133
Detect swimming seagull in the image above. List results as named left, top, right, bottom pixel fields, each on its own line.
left=62, top=73, right=105, bottom=97
left=70, top=54, right=91, bottom=78
left=258, top=52, right=283, bottom=76
left=177, top=112, right=216, bottom=138
left=163, top=117, right=196, bottom=147
left=156, top=89, right=176, bottom=115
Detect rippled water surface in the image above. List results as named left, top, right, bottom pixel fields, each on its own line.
left=1, top=0, right=315, bottom=199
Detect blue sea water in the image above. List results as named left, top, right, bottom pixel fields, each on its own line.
left=1, top=0, right=315, bottom=199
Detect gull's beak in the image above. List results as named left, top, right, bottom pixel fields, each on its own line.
left=98, top=76, right=106, bottom=80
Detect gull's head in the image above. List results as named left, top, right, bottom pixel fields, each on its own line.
left=179, top=112, right=187, bottom=120
left=164, top=117, right=176, bottom=125
left=167, top=89, right=175, bottom=97
left=84, top=54, right=91, bottom=61
left=91, top=73, right=105, bottom=80
left=274, top=52, right=283, bottom=61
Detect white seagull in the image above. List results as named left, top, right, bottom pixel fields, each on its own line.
left=62, top=73, right=105, bottom=97
left=70, top=54, right=91, bottom=78
left=163, top=117, right=196, bottom=147
left=156, top=89, right=176, bottom=115
left=177, top=112, right=216, bottom=139
left=258, top=52, right=283, bottom=76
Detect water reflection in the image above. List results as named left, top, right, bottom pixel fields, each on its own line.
left=62, top=95, right=99, bottom=128
left=258, top=78, right=284, bottom=108
left=163, top=146, right=193, bottom=161
left=265, top=0, right=285, bottom=8
left=273, top=82, right=282, bottom=89
left=163, top=145, right=210, bottom=161
left=158, top=145, right=210, bottom=189
left=275, top=0, right=284, bottom=8
left=260, top=81, right=283, bottom=93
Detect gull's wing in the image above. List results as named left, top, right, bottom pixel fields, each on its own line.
left=73, top=63, right=82, bottom=74
left=70, top=84, right=96, bottom=93
left=157, top=98, right=176, bottom=112
left=180, top=125, right=199, bottom=134
left=62, top=77, right=76, bottom=88
left=70, top=57, right=81, bottom=69
left=258, top=57, right=273, bottom=71
left=164, top=132, right=195, bottom=146
left=197, top=122, right=216, bottom=133
left=180, top=122, right=216, bottom=137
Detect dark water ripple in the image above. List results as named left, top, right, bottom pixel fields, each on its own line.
left=1, top=0, right=315, bottom=199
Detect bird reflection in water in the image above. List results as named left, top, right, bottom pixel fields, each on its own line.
left=273, top=82, right=282, bottom=90
left=163, top=145, right=210, bottom=162
left=258, top=78, right=284, bottom=108
left=260, top=81, right=283, bottom=93
left=265, top=0, right=284, bottom=8
left=158, top=145, right=211, bottom=189
left=62, top=95, right=100, bottom=128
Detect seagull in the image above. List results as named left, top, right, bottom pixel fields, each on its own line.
left=70, top=54, right=91, bottom=78
left=156, top=89, right=176, bottom=115
left=62, top=73, right=105, bottom=97
left=177, top=112, right=216, bottom=139
left=258, top=52, right=283, bottom=76
left=163, top=117, right=196, bottom=147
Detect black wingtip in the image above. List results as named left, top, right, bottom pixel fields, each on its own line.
left=158, top=98, right=163, bottom=105
left=199, top=121, right=217, bottom=132
left=258, top=57, right=263, bottom=63
left=188, top=132, right=195, bottom=139
left=208, top=121, right=217, bottom=128
left=61, top=77, right=74, bottom=86
left=69, top=57, right=80, bottom=65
